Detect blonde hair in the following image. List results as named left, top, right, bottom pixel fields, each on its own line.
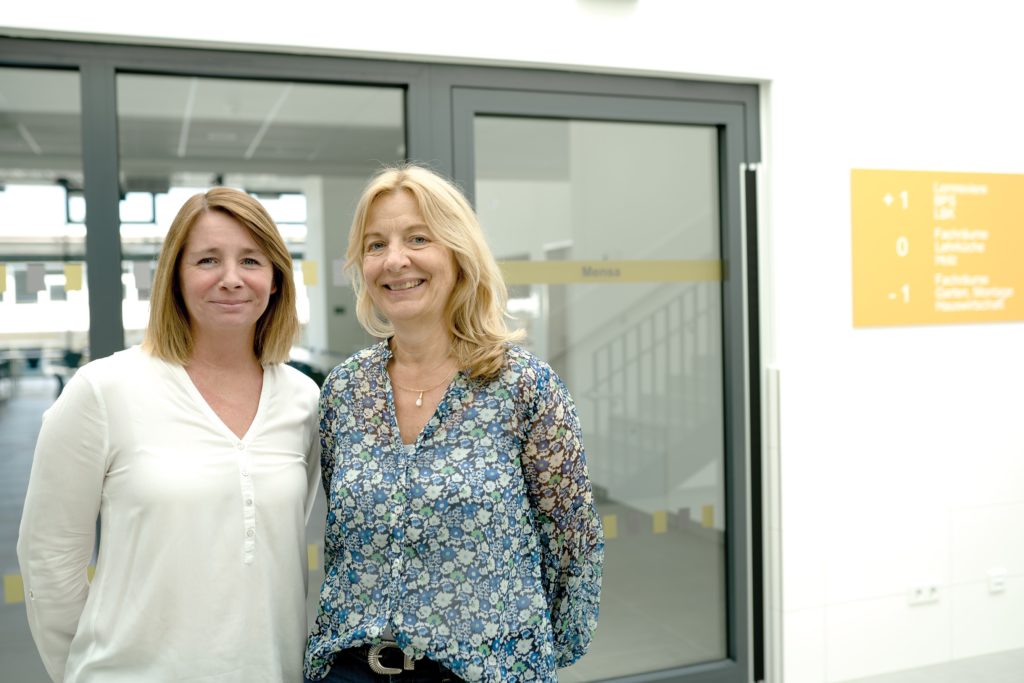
left=347, top=163, right=522, bottom=379
left=143, top=187, right=298, bottom=365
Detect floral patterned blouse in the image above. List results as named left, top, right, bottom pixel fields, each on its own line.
left=305, top=341, right=604, bottom=682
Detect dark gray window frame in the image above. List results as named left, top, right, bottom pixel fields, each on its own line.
left=0, top=36, right=761, bottom=683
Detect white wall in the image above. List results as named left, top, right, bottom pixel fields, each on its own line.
left=5, top=2, right=1023, bottom=682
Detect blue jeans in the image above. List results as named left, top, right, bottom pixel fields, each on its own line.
left=305, top=646, right=461, bottom=683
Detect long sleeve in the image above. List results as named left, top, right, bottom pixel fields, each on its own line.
left=17, top=370, right=109, bottom=682
left=318, top=361, right=354, bottom=495
left=318, top=369, right=339, bottom=495
left=520, top=365, right=605, bottom=668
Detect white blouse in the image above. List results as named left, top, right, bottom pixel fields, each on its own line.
left=17, top=346, right=321, bottom=682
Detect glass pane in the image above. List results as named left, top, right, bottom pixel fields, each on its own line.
left=116, top=72, right=406, bottom=625
left=475, top=116, right=726, bottom=680
left=119, top=192, right=155, bottom=222
left=0, top=66, right=85, bottom=683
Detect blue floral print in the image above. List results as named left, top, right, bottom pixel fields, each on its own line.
left=305, top=342, right=604, bottom=682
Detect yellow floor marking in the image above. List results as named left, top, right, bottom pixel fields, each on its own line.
left=603, top=514, right=618, bottom=540
left=308, top=543, right=319, bottom=571
left=4, top=574, right=24, bottom=604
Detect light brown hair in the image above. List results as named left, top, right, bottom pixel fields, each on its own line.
left=143, top=187, right=298, bottom=364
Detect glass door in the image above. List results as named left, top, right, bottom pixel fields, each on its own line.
left=0, top=66, right=86, bottom=683
left=452, top=89, right=752, bottom=683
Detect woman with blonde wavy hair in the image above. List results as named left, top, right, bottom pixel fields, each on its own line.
left=305, top=164, right=604, bottom=683
left=19, top=188, right=320, bottom=682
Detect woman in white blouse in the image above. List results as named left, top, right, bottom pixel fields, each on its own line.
left=17, top=188, right=320, bottom=682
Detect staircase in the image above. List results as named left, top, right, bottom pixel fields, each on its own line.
left=583, top=284, right=724, bottom=518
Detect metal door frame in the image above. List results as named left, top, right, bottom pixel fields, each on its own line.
left=449, top=87, right=755, bottom=683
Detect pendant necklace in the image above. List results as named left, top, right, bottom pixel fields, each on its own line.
left=391, top=371, right=456, bottom=407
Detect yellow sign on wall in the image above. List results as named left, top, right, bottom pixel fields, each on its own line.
left=852, top=169, right=1024, bottom=327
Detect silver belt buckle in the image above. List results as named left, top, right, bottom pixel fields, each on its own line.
left=367, top=640, right=415, bottom=675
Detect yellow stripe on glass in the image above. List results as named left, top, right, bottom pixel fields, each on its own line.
left=0, top=264, right=6, bottom=294
left=498, top=260, right=722, bottom=285
left=652, top=510, right=668, bottom=534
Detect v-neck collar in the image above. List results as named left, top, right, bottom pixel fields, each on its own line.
left=376, top=341, right=466, bottom=447
left=171, top=359, right=272, bottom=443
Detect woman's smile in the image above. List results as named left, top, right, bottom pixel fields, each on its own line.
left=383, top=278, right=425, bottom=292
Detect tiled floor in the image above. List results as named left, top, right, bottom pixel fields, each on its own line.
left=840, top=648, right=1024, bottom=683
left=1, top=374, right=53, bottom=577
left=560, top=515, right=725, bottom=681
left=1, top=374, right=54, bottom=683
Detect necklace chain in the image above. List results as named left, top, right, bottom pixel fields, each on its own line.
left=390, top=361, right=456, bottom=407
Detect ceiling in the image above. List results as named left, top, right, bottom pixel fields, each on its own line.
left=0, top=69, right=406, bottom=188
left=0, top=65, right=589, bottom=205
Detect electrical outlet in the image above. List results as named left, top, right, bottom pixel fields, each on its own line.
left=907, top=583, right=940, bottom=605
left=988, top=568, right=1008, bottom=594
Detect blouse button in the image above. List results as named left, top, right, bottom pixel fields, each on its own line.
left=236, top=443, right=245, bottom=451
left=245, top=498, right=254, bottom=506
left=28, top=590, right=35, bottom=600
left=246, top=529, right=255, bottom=537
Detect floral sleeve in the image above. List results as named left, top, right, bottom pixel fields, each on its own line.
left=318, top=363, right=347, bottom=495
left=520, top=363, right=605, bottom=668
